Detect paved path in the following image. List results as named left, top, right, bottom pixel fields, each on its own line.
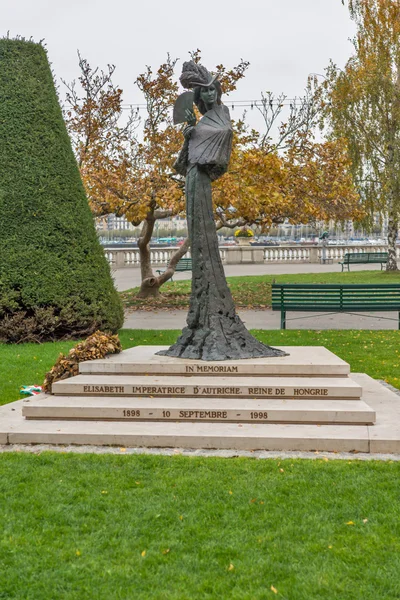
left=123, top=308, right=398, bottom=330
left=113, top=262, right=388, bottom=292
left=118, top=262, right=399, bottom=330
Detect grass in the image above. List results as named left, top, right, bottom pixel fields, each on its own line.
left=1, top=329, right=400, bottom=406
left=0, top=453, right=399, bottom=599
left=2, top=297, right=400, bottom=598
left=120, top=269, right=400, bottom=310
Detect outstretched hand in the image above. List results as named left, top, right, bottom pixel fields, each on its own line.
left=182, top=108, right=196, bottom=139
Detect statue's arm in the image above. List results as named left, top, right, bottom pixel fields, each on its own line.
left=173, top=108, right=196, bottom=176
left=173, top=136, right=190, bottom=176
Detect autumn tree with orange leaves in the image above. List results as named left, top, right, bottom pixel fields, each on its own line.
left=64, top=52, right=249, bottom=298
left=64, top=52, right=361, bottom=297
left=323, top=0, right=400, bottom=270
left=213, top=94, right=361, bottom=231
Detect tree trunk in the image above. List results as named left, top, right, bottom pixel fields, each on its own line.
left=136, top=212, right=190, bottom=298
left=387, top=209, right=398, bottom=271
left=136, top=215, right=158, bottom=298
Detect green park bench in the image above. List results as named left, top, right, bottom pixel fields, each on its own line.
left=339, top=252, right=388, bottom=271
left=272, top=283, right=400, bottom=329
left=156, top=257, right=192, bottom=281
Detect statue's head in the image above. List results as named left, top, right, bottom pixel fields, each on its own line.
left=180, top=60, right=222, bottom=114
left=194, top=81, right=222, bottom=115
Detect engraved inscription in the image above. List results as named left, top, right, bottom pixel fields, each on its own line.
left=193, top=387, right=241, bottom=395
left=250, top=412, right=269, bottom=419
left=123, top=410, right=140, bottom=417
left=111, top=409, right=271, bottom=421
left=179, top=410, right=228, bottom=419
left=248, top=387, right=329, bottom=397
left=132, top=386, right=186, bottom=395
left=249, top=387, right=276, bottom=395
left=81, top=384, right=331, bottom=398
left=294, top=388, right=329, bottom=396
left=83, top=385, right=125, bottom=393
left=185, top=365, right=239, bottom=374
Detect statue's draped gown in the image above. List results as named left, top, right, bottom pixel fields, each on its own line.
left=158, top=104, right=286, bottom=361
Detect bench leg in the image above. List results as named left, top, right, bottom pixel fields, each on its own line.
left=281, top=311, right=286, bottom=330
left=398, top=312, right=400, bottom=330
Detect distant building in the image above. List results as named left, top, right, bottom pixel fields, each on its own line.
left=95, top=214, right=186, bottom=232
left=95, top=215, right=135, bottom=231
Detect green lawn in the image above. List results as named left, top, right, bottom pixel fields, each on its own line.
left=0, top=453, right=399, bottom=599
left=1, top=329, right=400, bottom=406
left=1, top=314, right=400, bottom=598
left=121, top=269, right=400, bottom=310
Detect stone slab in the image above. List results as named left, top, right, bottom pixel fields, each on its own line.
left=79, top=345, right=351, bottom=377
left=2, top=374, right=400, bottom=453
left=22, top=395, right=376, bottom=425
left=52, top=375, right=362, bottom=399
left=1, top=402, right=369, bottom=452
left=0, top=401, right=21, bottom=444
left=352, top=373, right=400, bottom=453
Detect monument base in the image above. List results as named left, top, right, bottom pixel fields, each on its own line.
left=1, top=347, right=400, bottom=453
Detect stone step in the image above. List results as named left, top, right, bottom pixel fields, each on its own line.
left=1, top=400, right=371, bottom=452
left=22, top=395, right=376, bottom=425
left=52, top=374, right=362, bottom=399
left=2, top=374, right=398, bottom=454
left=79, top=346, right=350, bottom=377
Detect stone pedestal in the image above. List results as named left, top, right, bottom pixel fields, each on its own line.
left=4, top=345, right=400, bottom=453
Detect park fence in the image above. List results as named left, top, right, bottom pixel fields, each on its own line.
left=104, top=244, right=398, bottom=268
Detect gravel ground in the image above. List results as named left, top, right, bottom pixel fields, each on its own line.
left=0, top=444, right=399, bottom=461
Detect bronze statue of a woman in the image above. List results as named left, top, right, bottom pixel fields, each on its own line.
left=158, top=61, right=287, bottom=361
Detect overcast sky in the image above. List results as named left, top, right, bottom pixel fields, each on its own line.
left=3, top=0, right=356, bottom=131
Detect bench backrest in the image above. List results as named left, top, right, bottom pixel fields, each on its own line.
left=176, top=258, right=192, bottom=269
left=343, top=252, right=388, bottom=263
left=272, top=283, right=400, bottom=310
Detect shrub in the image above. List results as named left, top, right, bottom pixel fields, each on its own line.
left=0, top=39, right=123, bottom=342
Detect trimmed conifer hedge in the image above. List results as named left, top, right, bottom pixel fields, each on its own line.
left=0, top=39, right=124, bottom=342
